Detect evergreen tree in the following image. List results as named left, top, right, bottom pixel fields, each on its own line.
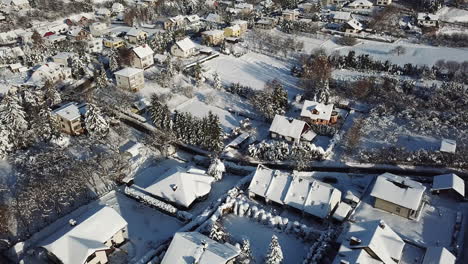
left=206, top=111, right=224, bottom=152
left=0, top=92, right=28, bottom=149
left=149, top=94, right=171, bottom=130
left=207, top=157, right=225, bottom=181
left=109, top=54, right=120, bottom=72
left=85, top=103, right=109, bottom=138
left=94, top=66, right=108, bottom=90
left=213, top=72, right=222, bottom=90
left=265, top=235, right=283, bottom=264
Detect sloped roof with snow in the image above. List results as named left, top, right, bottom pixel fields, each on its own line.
left=346, top=18, right=364, bottom=31
left=40, top=207, right=127, bottom=264
left=348, top=0, right=373, bottom=7
left=132, top=45, right=154, bottom=58
left=175, top=37, right=196, bottom=52
left=162, top=232, right=240, bottom=264
left=332, top=11, right=352, bottom=21
left=370, top=173, right=426, bottom=210
left=332, top=202, right=352, bottom=222
left=114, top=67, right=143, bottom=77
left=333, top=220, right=405, bottom=264
left=143, top=166, right=214, bottom=208
left=300, top=100, right=334, bottom=121
left=127, top=27, right=146, bottom=37
left=269, top=115, right=308, bottom=141
left=418, top=13, right=439, bottom=21
left=185, top=14, right=201, bottom=23
left=53, top=102, right=81, bottom=121
left=422, top=247, right=456, bottom=264
left=202, top=29, right=224, bottom=36
left=440, top=139, right=456, bottom=153
left=205, top=13, right=222, bottom=23
left=432, top=173, right=465, bottom=197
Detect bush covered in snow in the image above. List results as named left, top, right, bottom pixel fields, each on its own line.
left=302, top=227, right=339, bottom=264
left=248, top=140, right=327, bottom=162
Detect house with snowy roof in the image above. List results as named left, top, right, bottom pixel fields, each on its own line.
left=171, top=37, right=197, bottom=58
left=52, top=102, right=87, bottom=136
left=103, top=37, right=125, bottom=49
left=431, top=173, right=465, bottom=199
left=126, top=27, right=148, bottom=44
left=205, top=13, right=223, bottom=24
left=112, top=2, right=125, bottom=13
left=332, top=11, right=352, bottom=23
left=89, top=22, right=108, bottom=37
left=440, top=138, right=456, bottom=153
left=68, top=26, right=90, bottom=41
left=417, top=13, right=439, bottom=27
left=300, top=100, right=337, bottom=125
left=422, top=247, right=456, bottom=264
left=248, top=165, right=341, bottom=219
left=114, top=67, right=145, bottom=92
left=29, top=62, right=72, bottom=84
left=164, top=15, right=186, bottom=30
left=269, top=115, right=316, bottom=143
left=202, top=30, right=225, bottom=46
left=347, top=0, right=373, bottom=9
left=231, top=20, right=248, bottom=34
left=224, top=24, right=241, bottom=38
left=161, top=232, right=240, bottom=264
left=376, top=0, right=391, bottom=5
left=234, top=2, right=254, bottom=13
left=86, top=36, right=103, bottom=54
left=370, top=173, right=426, bottom=219
left=282, top=9, right=300, bottom=21
left=333, top=220, right=405, bottom=264
left=130, top=44, right=154, bottom=69
left=344, top=18, right=364, bottom=33
left=52, top=52, right=74, bottom=67
left=40, top=206, right=127, bottom=264
left=184, top=14, right=202, bottom=27
left=95, top=8, right=111, bottom=18
left=140, top=166, right=214, bottom=208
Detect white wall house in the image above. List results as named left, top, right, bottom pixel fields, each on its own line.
left=418, top=13, right=439, bottom=27
left=269, top=114, right=316, bottom=143
left=114, top=67, right=145, bottom=92
left=89, top=22, right=108, bottom=37
left=171, top=38, right=197, bottom=58
left=87, top=37, right=103, bottom=53
left=29, top=62, right=72, bottom=84
left=131, top=45, right=154, bottom=69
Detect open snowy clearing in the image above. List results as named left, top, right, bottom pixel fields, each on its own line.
left=437, top=7, right=468, bottom=23
left=221, top=214, right=313, bottom=263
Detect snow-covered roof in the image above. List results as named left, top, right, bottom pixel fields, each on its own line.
left=300, top=100, right=334, bottom=121
left=53, top=102, right=82, bottom=121
left=346, top=18, right=363, bottom=31
left=202, top=29, right=225, bottom=36
left=205, top=13, right=222, bottom=23
left=249, top=165, right=341, bottom=219
left=269, top=115, right=308, bottom=141
left=348, top=0, right=373, bottom=7
left=226, top=132, right=250, bottom=148
left=127, top=27, right=146, bottom=37
left=53, top=52, right=74, bottom=61
left=185, top=14, right=201, bottom=23
left=168, top=15, right=185, bottom=23
left=132, top=44, right=154, bottom=58
left=162, top=232, right=240, bottom=264
left=418, top=13, right=439, bottom=21
left=432, top=173, right=465, bottom=197
left=40, top=207, right=127, bottom=264
left=68, top=26, right=86, bottom=37
left=231, top=20, right=248, bottom=26
left=332, top=202, right=352, bottom=222
left=370, top=173, right=426, bottom=211
left=332, top=11, right=352, bottom=21
left=440, top=139, right=456, bottom=153
left=175, top=37, right=196, bottom=52
left=333, top=220, right=405, bottom=264
left=143, top=166, right=214, bottom=208
left=422, top=247, right=456, bottom=264
left=226, top=24, right=241, bottom=31
left=283, top=9, right=299, bottom=15
left=95, top=8, right=110, bottom=15
left=114, top=67, right=143, bottom=78
left=234, top=3, right=253, bottom=9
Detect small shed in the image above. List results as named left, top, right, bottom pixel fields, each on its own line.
left=432, top=173, right=465, bottom=199
left=332, top=202, right=352, bottom=222
left=440, top=139, right=456, bottom=153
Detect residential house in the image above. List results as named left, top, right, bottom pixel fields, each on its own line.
left=103, top=37, right=125, bottom=49
left=347, top=0, right=373, bottom=9
left=331, top=0, right=348, bottom=7
left=269, top=114, right=316, bottom=143
left=231, top=20, right=248, bottom=34
left=255, top=17, right=277, bottom=29
left=376, top=0, right=391, bottom=5
left=9, top=63, right=27, bottom=73
left=52, top=102, right=87, bottom=136
left=282, top=9, right=300, bottom=21
left=68, top=26, right=90, bottom=41
left=344, top=18, right=364, bottom=33
left=418, top=13, right=439, bottom=27
left=440, top=138, right=456, bottom=153
left=138, top=166, right=214, bottom=208
left=95, top=8, right=111, bottom=18
left=126, top=27, right=148, bottom=44
left=234, top=3, right=254, bottom=14
left=333, top=220, right=405, bottom=264
left=202, top=30, right=225, bottom=46
left=184, top=15, right=202, bottom=28
left=114, top=67, right=145, bottom=92
left=164, top=15, right=186, bottom=30
left=248, top=165, right=342, bottom=219
left=162, top=232, right=241, bottom=264
left=130, top=44, right=154, bottom=69
left=224, top=25, right=241, bottom=37
left=205, top=13, right=223, bottom=25
left=300, top=100, right=338, bottom=125
left=52, top=52, right=74, bottom=66
left=45, top=35, right=67, bottom=45
left=89, top=22, right=108, bottom=37
left=332, top=11, right=352, bottom=23
left=431, top=173, right=465, bottom=199
left=422, top=247, right=456, bottom=264
left=29, top=62, right=72, bottom=84
left=40, top=206, right=127, bottom=264
left=171, top=37, right=197, bottom=57
left=112, top=2, right=125, bottom=14
left=370, top=173, right=426, bottom=219
left=86, top=37, right=103, bottom=53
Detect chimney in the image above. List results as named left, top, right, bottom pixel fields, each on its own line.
left=287, top=117, right=294, bottom=123
left=379, top=220, right=386, bottom=229
left=69, top=219, right=77, bottom=226
left=171, top=184, right=178, bottom=191
left=349, top=236, right=361, bottom=246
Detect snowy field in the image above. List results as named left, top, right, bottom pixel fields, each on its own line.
left=437, top=7, right=468, bottom=23
left=221, top=214, right=313, bottom=263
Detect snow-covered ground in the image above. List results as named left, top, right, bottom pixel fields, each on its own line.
left=437, top=7, right=468, bottom=23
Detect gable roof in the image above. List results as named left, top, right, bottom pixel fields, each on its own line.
left=127, top=27, right=146, bottom=37
left=418, top=13, right=439, bottom=21
left=432, top=173, right=465, bottom=197
left=370, top=173, right=426, bottom=210
left=162, top=232, right=240, bottom=264
left=114, top=67, right=143, bottom=77
left=40, top=207, right=127, bottom=264
left=300, top=100, right=334, bottom=121
left=269, top=115, right=308, bottom=140
left=333, top=220, right=405, bottom=264
left=346, top=18, right=363, bottom=31
left=422, top=247, right=456, bottom=264
left=53, top=102, right=82, bottom=121
left=348, top=0, right=373, bottom=7
left=205, top=13, right=222, bottom=23
left=332, top=11, right=352, bottom=21
left=143, top=166, right=214, bottom=208
left=175, top=37, right=196, bottom=52
left=133, top=45, right=154, bottom=58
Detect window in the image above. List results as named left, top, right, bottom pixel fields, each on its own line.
left=395, top=207, right=401, bottom=213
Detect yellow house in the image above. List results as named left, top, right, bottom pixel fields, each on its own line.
left=52, top=102, right=86, bottom=136
left=224, top=25, right=241, bottom=38
left=201, top=30, right=225, bottom=46
left=103, top=37, right=125, bottom=49
left=231, top=20, right=248, bottom=34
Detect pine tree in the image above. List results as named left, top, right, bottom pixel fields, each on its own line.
left=206, top=111, right=224, bottom=152
left=207, top=157, right=225, bottom=181
left=149, top=94, right=171, bottom=130
left=0, top=92, right=28, bottom=149
left=109, top=54, right=120, bottom=72
left=213, top=72, right=222, bottom=90
left=94, top=65, right=109, bottom=90
left=265, top=235, right=283, bottom=264
left=85, top=104, right=109, bottom=138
